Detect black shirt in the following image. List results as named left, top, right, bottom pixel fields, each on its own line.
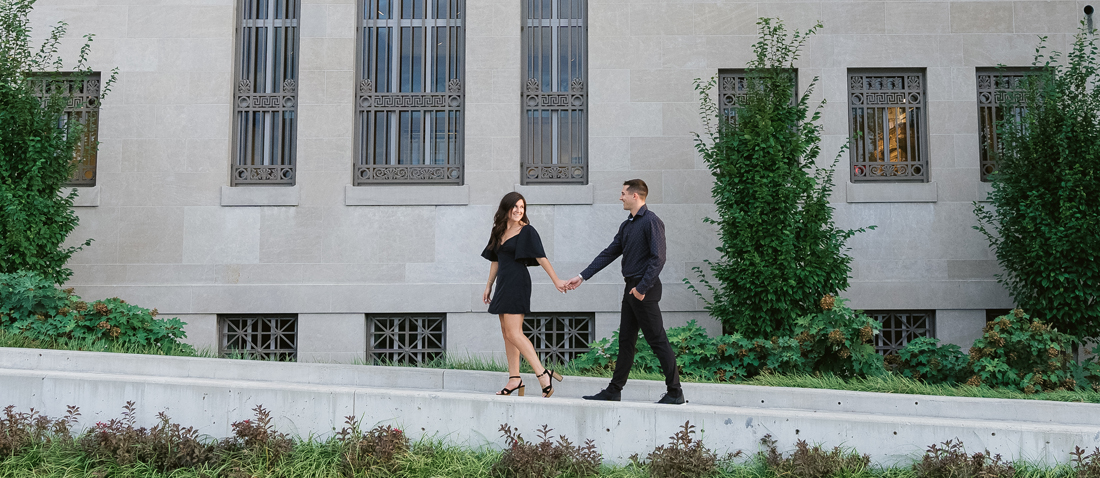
left=580, top=204, right=666, bottom=295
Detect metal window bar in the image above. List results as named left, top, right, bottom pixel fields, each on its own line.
left=29, top=73, right=101, bottom=187
left=219, top=315, right=298, bottom=361
left=355, top=0, right=465, bottom=184
left=523, top=313, right=594, bottom=365
left=232, top=0, right=300, bottom=186
left=977, top=68, right=1032, bottom=182
left=366, top=314, right=446, bottom=365
left=848, top=71, right=928, bottom=182
left=867, top=310, right=935, bottom=355
left=718, top=69, right=798, bottom=126
left=521, top=0, right=587, bottom=185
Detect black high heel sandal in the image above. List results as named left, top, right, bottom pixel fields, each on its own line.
left=537, top=369, right=564, bottom=398
left=497, top=376, right=525, bottom=396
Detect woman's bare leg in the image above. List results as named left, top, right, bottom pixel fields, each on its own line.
left=500, top=314, right=551, bottom=391
left=498, top=316, right=522, bottom=392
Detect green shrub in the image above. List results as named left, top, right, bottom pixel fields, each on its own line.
left=0, top=270, right=191, bottom=354
left=912, top=439, right=1015, bottom=478
left=689, top=17, right=871, bottom=338
left=491, top=424, right=601, bottom=478
left=890, top=337, right=969, bottom=385
left=570, top=300, right=884, bottom=381
left=0, top=0, right=116, bottom=284
left=966, top=309, right=1077, bottom=393
left=974, top=27, right=1100, bottom=345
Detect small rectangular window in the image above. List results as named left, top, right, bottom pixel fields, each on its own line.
left=355, top=0, right=465, bottom=185
left=523, top=312, right=594, bottom=365
left=219, top=314, right=298, bottom=361
left=866, top=310, right=935, bottom=355
left=976, top=68, right=1032, bottom=182
left=30, top=72, right=101, bottom=187
left=521, top=0, right=587, bottom=185
left=232, top=0, right=301, bottom=186
left=366, top=314, right=446, bottom=365
left=848, top=70, right=928, bottom=182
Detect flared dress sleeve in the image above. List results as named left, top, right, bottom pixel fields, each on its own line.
left=514, top=225, right=547, bottom=267
left=481, top=243, right=498, bottom=262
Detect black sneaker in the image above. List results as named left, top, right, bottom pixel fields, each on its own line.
left=582, top=388, right=621, bottom=401
left=656, top=392, right=685, bottom=405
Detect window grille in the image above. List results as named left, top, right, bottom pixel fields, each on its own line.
left=366, top=314, right=446, bottom=365
left=220, top=315, right=298, bottom=361
left=977, top=68, right=1032, bottom=182
left=232, top=0, right=300, bottom=186
left=521, top=0, right=587, bottom=185
left=717, top=69, right=797, bottom=124
left=30, top=73, right=101, bottom=187
left=848, top=70, right=928, bottom=182
left=523, top=313, right=594, bottom=365
left=867, top=310, right=935, bottom=355
left=355, top=0, right=465, bottom=185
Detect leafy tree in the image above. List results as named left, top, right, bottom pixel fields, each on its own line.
left=0, top=0, right=114, bottom=284
left=688, top=18, right=870, bottom=338
left=975, top=27, right=1100, bottom=345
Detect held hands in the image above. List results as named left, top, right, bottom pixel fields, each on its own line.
left=630, top=287, right=645, bottom=301
left=564, top=275, right=584, bottom=291
left=554, top=279, right=568, bottom=294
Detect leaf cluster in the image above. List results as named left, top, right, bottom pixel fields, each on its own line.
left=491, top=423, right=601, bottom=478
left=689, top=17, right=870, bottom=338
left=570, top=299, right=884, bottom=382
left=78, top=401, right=220, bottom=471
left=0, top=271, right=192, bottom=353
left=337, top=415, right=411, bottom=476
left=887, top=336, right=969, bottom=384
left=912, top=439, right=1015, bottom=478
left=975, top=26, right=1100, bottom=343
left=966, top=309, right=1078, bottom=393
left=0, top=404, right=78, bottom=457
left=760, top=434, right=870, bottom=478
left=636, top=421, right=726, bottom=478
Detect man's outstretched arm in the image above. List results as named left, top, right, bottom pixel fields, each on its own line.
left=572, top=224, right=626, bottom=289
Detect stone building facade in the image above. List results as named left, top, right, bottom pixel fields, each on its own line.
left=31, top=0, right=1081, bottom=363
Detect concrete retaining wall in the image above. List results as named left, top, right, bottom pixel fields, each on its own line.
left=2, top=347, right=1098, bottom=466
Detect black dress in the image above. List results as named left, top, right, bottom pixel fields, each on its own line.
left=481, top=225, right=546, bottom=315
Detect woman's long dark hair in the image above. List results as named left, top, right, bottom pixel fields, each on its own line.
left=487, top=192, right=529, bottom=250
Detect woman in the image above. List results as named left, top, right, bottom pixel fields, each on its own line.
left=482, top=192, right=566, bottom=398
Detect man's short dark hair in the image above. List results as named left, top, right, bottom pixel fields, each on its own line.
left=623, top=179, right=648, bottom=199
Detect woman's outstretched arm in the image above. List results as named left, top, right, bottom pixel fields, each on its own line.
left=483, top=262, right=499, bottom=304
left=536, top=257, right=567, bottom=293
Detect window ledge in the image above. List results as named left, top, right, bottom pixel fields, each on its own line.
left=345, top=184, right=470, bottom=206
left=514, top=184, right=593, bottom=205
left=221, top=185, right=299, bottom=207
left=66, top=186, right=100, bottom=207
left=845, top=181, right=938, bottom=203
left=977, top=181, right=994, bottom=203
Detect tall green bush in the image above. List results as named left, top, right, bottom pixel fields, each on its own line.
left=688, top=18, right=870, bottom=338
left=0, top=0, right=114, bottom=284
left=974, top=27, right=1100, bottom=344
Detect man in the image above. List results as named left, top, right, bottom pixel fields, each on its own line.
left=565, top=179, right=684, bottom=404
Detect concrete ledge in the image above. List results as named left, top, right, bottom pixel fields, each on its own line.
left=221, top=185, right=299, bottom=207
left=345, top=185, right=470, bottom=206
left=2, top=348, right=1099, bottom=465
left=66, top=186, right=99, bottom=207
left=845, top=181, right=938, bottom=203
left=514, top=184, right=594, bottom=205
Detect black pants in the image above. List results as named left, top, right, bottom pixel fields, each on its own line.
left=610, top=278, right=681, bottom=393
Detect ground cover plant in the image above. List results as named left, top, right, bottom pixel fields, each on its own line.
left=0, top=270, right=193, bottom=355
left=2, top=403, right=1099, bottom=477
